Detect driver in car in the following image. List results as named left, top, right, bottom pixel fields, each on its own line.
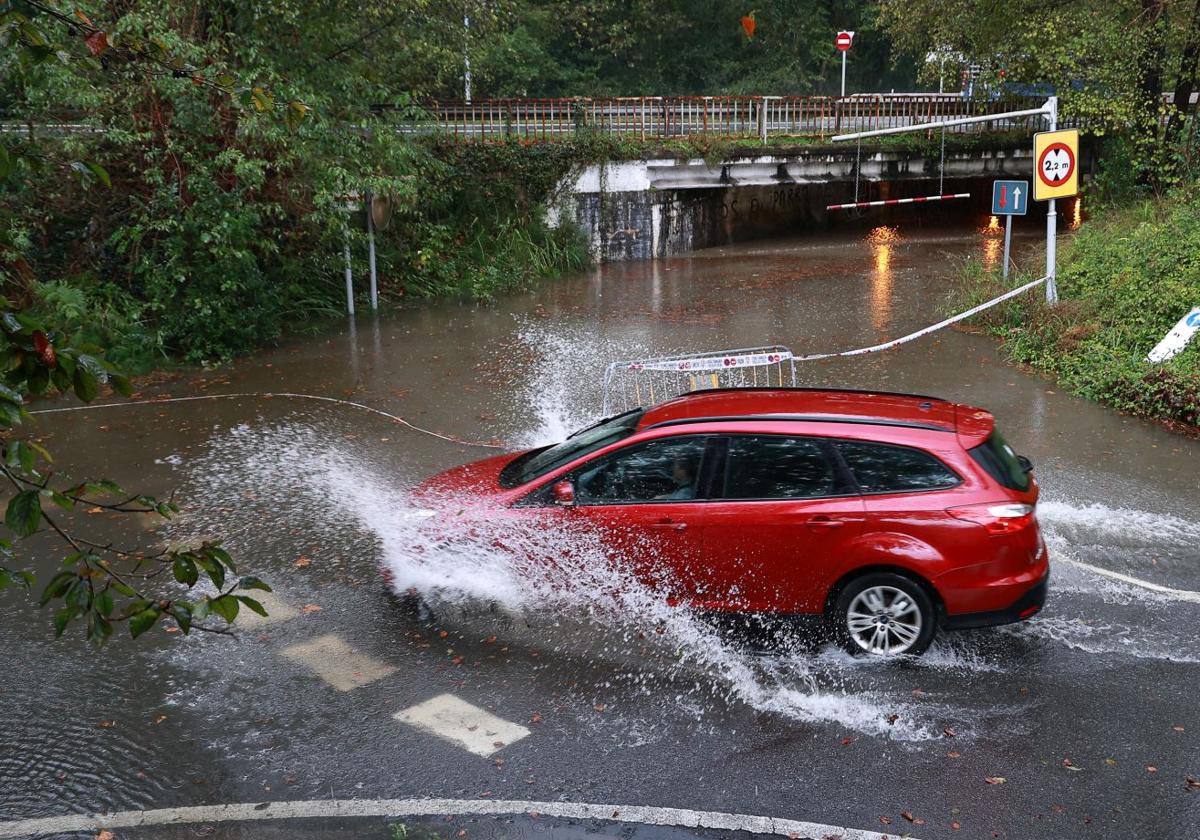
left=655, top=457, right=698, bottom=500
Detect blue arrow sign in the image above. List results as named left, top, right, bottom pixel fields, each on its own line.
left=992, top=180, right=1029, bottom=216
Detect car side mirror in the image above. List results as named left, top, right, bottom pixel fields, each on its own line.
left=1018, top=455, right=1034, bottom=474
left=552, top=480, right=576, bottom=507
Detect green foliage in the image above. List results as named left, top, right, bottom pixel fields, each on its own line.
left=953, top=188, right=1200, bottom=430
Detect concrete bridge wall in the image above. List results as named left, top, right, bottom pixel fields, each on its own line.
left=550, top=143, right=1089, bottom=262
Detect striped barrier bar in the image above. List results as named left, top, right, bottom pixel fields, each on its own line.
left=825, top=192, right=971, bottom=211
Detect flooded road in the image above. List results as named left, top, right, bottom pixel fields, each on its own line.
left=3, top=217, right=1200, bottom=840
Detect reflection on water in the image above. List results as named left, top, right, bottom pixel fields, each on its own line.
left=866, top=227, right=898, bottom=332
left=980, top=215, right=1003, bottom=272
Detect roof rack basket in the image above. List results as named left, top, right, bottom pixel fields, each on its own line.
left=601, top=345, right=797, bottom=414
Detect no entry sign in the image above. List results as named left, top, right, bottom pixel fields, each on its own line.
left=1033, top=128, right=1079, bottom=200
left=836, top=31, right=854, bottom=51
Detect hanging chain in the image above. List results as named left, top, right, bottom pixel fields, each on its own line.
left=939, top=125, right=946, bottom=194
left=854, top=135, right=862, bottom=203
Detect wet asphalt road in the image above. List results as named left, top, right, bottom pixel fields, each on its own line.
left=2, top=218, right=1200, bottom=840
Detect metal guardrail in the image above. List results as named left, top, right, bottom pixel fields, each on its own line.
left=427, top=95, right=1049, bottom=142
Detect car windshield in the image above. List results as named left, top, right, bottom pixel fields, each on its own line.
left=498, top=409, right=645, bottom=488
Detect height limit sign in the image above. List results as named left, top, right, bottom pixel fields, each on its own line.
left=1033, top=128, right=1080, bottom=201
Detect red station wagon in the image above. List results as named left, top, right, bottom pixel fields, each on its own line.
left=412, top=388, right=1050, bottom=656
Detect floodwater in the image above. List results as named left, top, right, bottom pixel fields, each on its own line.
left=3, top=213, right=1200, bottom=839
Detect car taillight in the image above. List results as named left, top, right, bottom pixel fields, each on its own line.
left=947, top=502, right=1035, bottom=536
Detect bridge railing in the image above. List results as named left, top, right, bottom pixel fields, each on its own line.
left=427, top=94, right=1049, bottom=142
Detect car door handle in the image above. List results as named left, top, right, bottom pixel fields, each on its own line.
left=649, top=518, right=688, bottom=531
left=806, top=516, right=846, bottom=531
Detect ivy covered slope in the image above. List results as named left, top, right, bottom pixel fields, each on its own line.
left=959, top=189, right=1200, bottom=432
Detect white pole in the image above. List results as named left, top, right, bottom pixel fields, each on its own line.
left=1045, top=96, right=1058, bottom=305
left=463, top=14, right=472, bottom=103
left=343, top=237, right=355, bottom=317
left=1002, top=213, right=1013, bottom=280
left=841, top=51, right=847, bottom=97
left=366, top=193, right=378, bottom=310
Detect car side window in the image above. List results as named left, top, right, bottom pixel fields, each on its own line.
left=722, top=435, right=837, bottom=500
left=573, top=436, right=709, bottom=505
left=836, top=440, right=960, bottom=493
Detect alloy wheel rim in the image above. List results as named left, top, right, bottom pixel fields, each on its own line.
left=846, top=585, right=923, bottom=655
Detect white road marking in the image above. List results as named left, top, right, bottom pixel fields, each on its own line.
left=395, top=693, right=530, bottom=756
left=1059, top=557, right=1200, bottom=604
left=238, top=590, right=300, bottom=628
left=279, top=634, right=397, bottom=691
left=0, top=797, right=921, bottom=840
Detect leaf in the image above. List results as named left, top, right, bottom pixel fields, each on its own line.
left=285, top=100, right=308, bottom=131
left=39, top=571, right=75, bottom=606
left=6, top=490, right=42, bottom=537
left=84, top=161, right=111, bottom=189
left=237, top=595, right=268, bottom=617
left=129, top=607, right=161, bottom=638
left=238, top=575, right=271, bottom=592
left=984, top=776, right=1007, bottom=784
left=251, top=87, right=274, bottom=113
left=72, top=362, right=100, bottom=403
left=84, top=30, right=108, bottom=56
left=209, top=594, right=239, bottom=623
left=54, top=605, right=79, bottom=637
left=172, top=556, right=198, bottom=586
left=169, top=602, right=192, bottom=634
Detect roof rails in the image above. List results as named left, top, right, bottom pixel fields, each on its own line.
left=663, top=386, right=949, bottom=403
left=644, top=414, right=953, bottom=434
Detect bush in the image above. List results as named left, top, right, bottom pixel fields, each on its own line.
left=953, top=187, right=1200, bottom=431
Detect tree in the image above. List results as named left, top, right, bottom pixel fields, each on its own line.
left=879, top=0, right=1200, bottom=186
left=0, top=0, right=295, bottom=640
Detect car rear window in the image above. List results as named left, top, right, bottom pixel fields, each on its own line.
left=723, top=436, right=837, bottom=499
left=968, top=431, right=1030, bottom=492
left=836, top=440, right=960, bottom=494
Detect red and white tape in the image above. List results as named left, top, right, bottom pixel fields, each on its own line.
left=826, top=193, right=971, bottom=211
left=796, top=275, right=1048, bottom=361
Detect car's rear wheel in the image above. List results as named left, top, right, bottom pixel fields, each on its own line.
left=832, top=573, right=936, bottom=657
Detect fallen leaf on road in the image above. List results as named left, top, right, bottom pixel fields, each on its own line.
left=943, top=726, right=956, bottom=738
left=96, top=831, right=115, bottom=840
left=1105, top=758, right=1118, bottom=766
left=530, top=712, right=544, bottom=724
left=293, top=556, right=311, bottom=568
left=1062, top=758, right=1082, bottom=771
left=300, top=604, right=322, bottom=614
left=985, top=776, right=1007, bottom=785
left=1147, top=766, right=1158, bottom=773
left=879, top=816, right=892, bottom=825
left=951, top=821, right=962, bottom=830
left=1172, top=725, right=1185, bottom=732
left=594, top=703, right=607, bottom=712
left=840, top=737, right=853, bottom=746
left=947, top=751, right=961, bottom=759
left=1186, top=776, right=1200, bottom=791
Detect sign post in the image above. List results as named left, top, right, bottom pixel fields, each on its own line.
left=836, top=31, right=854, bottom=96
left=991, top=179, right=1028, bottom=280
left=1032, top=115, right=1078, bottom=305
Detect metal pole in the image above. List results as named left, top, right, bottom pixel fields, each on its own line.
left=343, top=235, right=355, bottom=317
left=841, top=51, right=847, bottom=97
left=832, top=103, right=1051, bottom=142
left=1045, top=96, right=1058, bottom=305
left=463, top=14, right=472, bottom=103
left=366, top=192, right=378, bottom=310
left=1002, top=213, right=1013, bottom=280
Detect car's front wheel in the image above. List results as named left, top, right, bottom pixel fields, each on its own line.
left=832, top=573, right=936, bottom=657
